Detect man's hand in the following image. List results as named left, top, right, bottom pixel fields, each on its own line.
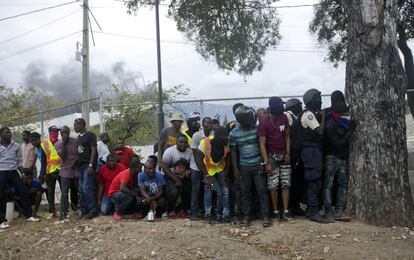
left=233, top=169, right=240, bottom=181
left=184, top=170, right=191, bottom=178
left=87, top=166, right=94, bottom=175
left=265, top=163, right=273, bottom=174
left=204, top=175, right=212, bottom=187
left=285, top=154, right=291, bottom=164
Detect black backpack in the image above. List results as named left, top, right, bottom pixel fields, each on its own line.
left=290, top=111, right=304, bottom=151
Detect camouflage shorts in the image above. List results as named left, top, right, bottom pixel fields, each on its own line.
left=267, top=154, right=292, bottom=190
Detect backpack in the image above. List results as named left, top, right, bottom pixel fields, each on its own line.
left=290, top=111, right=303, bottom=151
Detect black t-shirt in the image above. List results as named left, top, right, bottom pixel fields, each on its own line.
left=77, top=131, right=97, bottom=168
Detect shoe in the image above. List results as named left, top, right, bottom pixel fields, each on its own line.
left=147, top=210, right=155, bottom=222
left=133, top=212, right=143, bottom=220
left=324, top=208, right=335, bottom=222
left=0, top=221, right=10, bottom=229
left=272, top=211, right=280, bottom=220
left=204, top=215, right=212, bottom=224
left=178, top=211, right=187, bottom=219
left=84, top=212, right=98, bottom=220
left=113, top=212, right=122, bottom=221
left=161, top=213, right=168, bottom=220
left=241, top=216, right=250, bottom=227
left=70, top=202, right=78, bottom=211
left=46, top=213, right=56, bottom=220
left=281, top=211, right=294, bottom=222
left=214, top=216, right=222, bottom=224
left=308, top=214, right=331, bottom=224
left=59, top=213, right=67, bottom=222
left=26, top=216, right=40, bottom=222
left=223, top=216, right=231, bottom=224
left=167, top=211, right=177, bottom=219
left=262, top=216, right=272, bottom=228
left=334, top=208, right=351, bottom=222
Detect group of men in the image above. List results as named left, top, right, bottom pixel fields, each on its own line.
left=0, top=88, right=352, bottom=229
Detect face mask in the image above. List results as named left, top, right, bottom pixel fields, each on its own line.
left=269, top=105, right=284, bottom=116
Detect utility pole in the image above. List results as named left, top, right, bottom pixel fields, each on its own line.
left=81, top=0, right=90, bottom=127
left=155, top=0, right=164, bottom=136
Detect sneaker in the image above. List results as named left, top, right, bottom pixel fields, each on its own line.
left=324, top=208, right=335, bottom=222
left=281, top=211, right=294, bottom=222
left=147, top=210, right=155, bottom=222
left=262, top=216, right=272, bottom=228
left=241, top=215, right=250, bottom=227
left=334, top=208, right=351, bottom=222
left=204, top=215, right=212, bottom=224
left=26, top=216, right=40, bottom=222
left=0, top=221, right=10, bottom=229
left=272, top=211, right=280, bottom=220
left=214, top=216, right=222, bottom=224
left=223, top=216, right=231, bottom=224
left=113, top=212, right=122, bottom=221
left=308, top=214, right=331, bottom=224
left=167, top=211, right=177, bottom=219
left=46, top=213, right=56, bottom=220
left=84, top=212, right=98, bottom=220
left=59, top=213, right=67, bottom=222
left=161, top=213, right=168, bottom=220
left=178, top=211, right=187, bottom=219
left=133, top=211, right=143, bottom=220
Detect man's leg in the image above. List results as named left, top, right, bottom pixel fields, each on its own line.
left=78, top=168, right=87, bottom=216
left=190, top=169, right=202, bottom=218
left=112, top=192, right=135, bottom=215
left=181, top=177, right=192, bottom=214
left=280, top=164, right=292, bottom=211
left=156, top=197, right=167, bottom=217
left=33, top=191, right=42, bottom=216
left=70, top=177, right=79, bottom=210
left=252, top=166, right=270, bottom=220
left=45, top=173, right=57, bottom=214
left=100, top=195, right=113, bottom=215
left=10, top=171, right=33, bottom=219
left=166, top=179, right=179, bottom=214
left=239, top=165, right=253, bottom=224
left=60, top=177, right=71, bottom=217
left=0, top=173, right=8, bottom=223
left=84, top=171, right=98, bottom=216
left=216, top=172, right=230, bottom=220
left=323, top=155, right=340, bottom=214
left=335, top=159, right=349, bottom=211
left=203, top=180, right=213, bottom=221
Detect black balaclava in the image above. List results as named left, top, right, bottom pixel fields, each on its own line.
left=331, top=90, right=345, bottom=105
left=269, top=97, right=284, bottom=116
left=210, top=126, right=228, bottom=163
left=309, top=93, right=322, bottom=111
left=186, top=118, right=200, bottom=137
left=290, top=104, right=303, bottom=116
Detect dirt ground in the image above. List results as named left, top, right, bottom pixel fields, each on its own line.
left=0, top=212, right=413, bottom=260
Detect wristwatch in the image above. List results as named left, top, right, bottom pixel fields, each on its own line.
left=261, top=160, right=268, bottom=166
left=88, top=164, right=93, bottom=167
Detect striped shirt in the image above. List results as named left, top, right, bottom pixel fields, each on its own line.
left=0, top=141, right=22, bottom=171
left=229, top=126, right=261, bottom=166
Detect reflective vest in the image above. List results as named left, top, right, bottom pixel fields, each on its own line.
left=200, top=136, right=228, bottom=176
left=41, top=140, right=61, bottom=174
left=181, top=130, right=192, bottom=146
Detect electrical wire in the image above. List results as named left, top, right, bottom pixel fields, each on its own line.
left=0, top=31, right=81, bottom=62
left=0, top=0, right=80, bottom=22
left=0, top=8, right=81, bottom=46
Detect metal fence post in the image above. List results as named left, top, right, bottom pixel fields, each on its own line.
left=200, top=99, right=204, bottom=117
left=99, top=93, right=105, bottom=133
left=40, top=111, right=44, bottom=138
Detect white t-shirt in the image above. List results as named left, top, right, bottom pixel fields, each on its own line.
left=301, top=111, right=320, bottom=130
left=97, top=140, right=110, bottom=162
left=189, top=131, right=204, bottom=171
left=284, top=111, right=297, bottom=127
left=162, top=145, right=192, bottom=172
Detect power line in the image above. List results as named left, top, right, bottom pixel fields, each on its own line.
left=0, top=2, right=68, bottom=6
left=0, top=0, right=80, bottom=22
left=0, top=31, right=81, bottom=62
left=0, top=8, right=81, bottom=46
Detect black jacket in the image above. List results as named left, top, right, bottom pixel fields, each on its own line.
left=324, top=117, right=349, bottom=160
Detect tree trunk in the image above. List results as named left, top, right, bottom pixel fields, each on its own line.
left=345, top=0, right=414, bottom=227
left=397, top=37, right=414, bottom=119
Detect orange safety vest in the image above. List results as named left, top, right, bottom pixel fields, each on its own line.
left=201, top=136, right=228, bottom=176
left=41, top=140, right=61, bottom=174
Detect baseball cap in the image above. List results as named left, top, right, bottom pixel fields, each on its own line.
left=48, top=126, right=60, bottom=132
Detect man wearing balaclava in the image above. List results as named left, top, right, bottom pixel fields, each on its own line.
left=298, top=89, right=332, bottom=224
left=324, top=90, right=345, bottom=116
left=258, top=97, right=292, bottom=222
left=229, top=105, right=271, bottom=228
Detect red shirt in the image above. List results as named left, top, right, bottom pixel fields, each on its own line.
left=97, top=163, right=126, bottom=196
left=118, top=147, right=134, bottom=168
left=257, top=114, right=289, bottom=154
left=108, top=169, right=135, bottom=196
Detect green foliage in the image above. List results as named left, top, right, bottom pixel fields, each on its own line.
left=309, top=0, right=414, bottom=65
left=104, top=82, right=189, bottom=145
left=124, top=0, right=281, bottom=76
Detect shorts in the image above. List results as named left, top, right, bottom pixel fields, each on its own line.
left=267, top=154, right=292, bottom=190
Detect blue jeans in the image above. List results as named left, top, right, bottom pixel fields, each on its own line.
left=204, top=172, right=230, bottom=219
left=323, top=155, right=348, bottom=210
left=78, top=166, right=98, bottom=215
left=190, top=169, right=203, bottom=216
left=100, top=195, right=113, bottom=215
left=111, top=191, right=137, bottom=215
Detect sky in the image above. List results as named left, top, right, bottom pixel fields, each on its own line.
left=0, top=0, right=412, bottom=101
